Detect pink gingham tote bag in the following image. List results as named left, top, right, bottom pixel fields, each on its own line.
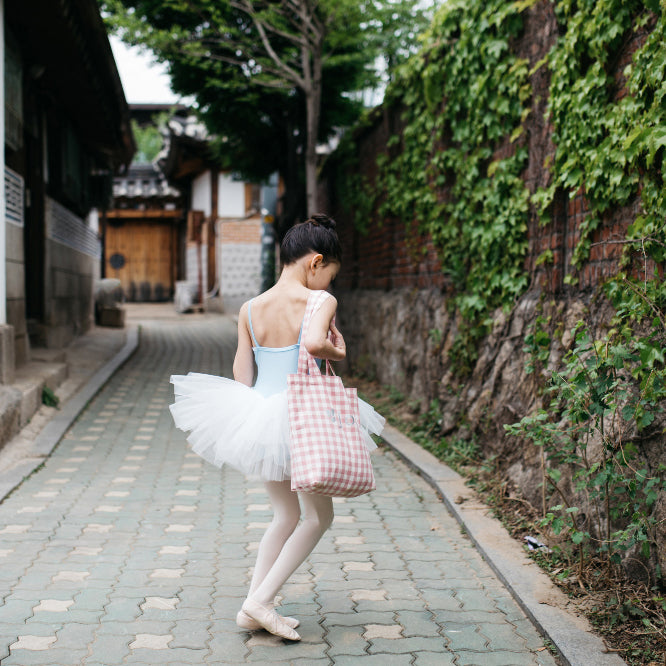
left=287, top=291, right=376, bottom=497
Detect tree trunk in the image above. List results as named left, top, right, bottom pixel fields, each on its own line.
left=303, top=43, right=322, bottom=216
left=305, top=92, right=318, bottom=215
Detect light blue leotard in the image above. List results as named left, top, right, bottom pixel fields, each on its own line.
left=248, top=299, right=301, bottom=398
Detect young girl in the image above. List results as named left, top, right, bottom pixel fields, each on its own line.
left=170, top=214, right=384, bottom=641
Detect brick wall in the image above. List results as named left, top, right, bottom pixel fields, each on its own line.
left=220, top=219, right=262, bottom=245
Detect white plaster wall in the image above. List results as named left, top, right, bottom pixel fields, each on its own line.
left=191, top=171, right=212, bottom=217
left=218, top=173, right=245, bottom=218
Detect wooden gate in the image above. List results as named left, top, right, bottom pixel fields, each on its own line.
left=105, top=218, right=178, bottom=302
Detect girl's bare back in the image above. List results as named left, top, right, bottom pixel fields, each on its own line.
left=249, top=286, right=310, bottom=348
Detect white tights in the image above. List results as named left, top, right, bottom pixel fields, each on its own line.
left=248, top=480, right=333, bottom=607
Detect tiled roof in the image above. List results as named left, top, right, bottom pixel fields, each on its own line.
left=113, top=163, right=181, bottom=200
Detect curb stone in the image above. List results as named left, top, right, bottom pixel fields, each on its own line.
left=0, top=326, right=140, bottom=502
left=380, top=424, right=626, bottom=666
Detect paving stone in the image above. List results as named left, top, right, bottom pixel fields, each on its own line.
left=412, top=651, right=458, bottom=665
left=325, top=625, right=369, bottom=657
left=206, top=633, right=252, bottom=662
left=363, top=624, right=403, bottom=640
left=245, top=633, right=284, bottom=648
left=73, top=588, right=112, bottom=611
left=511, top=618, right=554, bottom=652
left=455, top=589, right=501, bottom=612
left=455, top=651, right=545, bottom=666
left=51, top=570, right=90, bottom=583
left=382, top=579, right=422, bottom=600
left=170, top=619, right=212, bottom=649
left=141, top=596, right=179, bottom=611
left=357, top=597, right=425, bottom=612
left=368, top=636, right=448, bottom=654
left=433, top=608, right=510, bottom=625
left=246, top=640, right=329, bottom=661
left=5, top=648, right=89, bottom=665
left=478, top=621, right=531, bottom=651
left=129, top=633, right=173, bottom=649
left=102, top=597, right=144, bottom=622
left=8, top=634, right=57, bottom=650
left=493, top=594, right=534, bottom=622
left=442, top=623, right=489, bottom=652
left=96, top=619, right=176, bottom=637
left=324, top=611, right=397, bottom=628
left=0, top=599, right=36, bottom=623
left=393, top=610, right=438, bottom=637
left=350, top=589, right=387, bottom=602
left=32, top=599, right=74, bottom=612
left=332, top=655, right=412, bottom=665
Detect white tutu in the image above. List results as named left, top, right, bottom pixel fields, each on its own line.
left=169, top=372, right=385, bottom=481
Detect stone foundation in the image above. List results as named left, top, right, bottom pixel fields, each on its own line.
left=338, top=287, right=666, bottom=581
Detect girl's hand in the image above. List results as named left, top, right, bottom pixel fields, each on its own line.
left=328, top=321, right=346, bottom=360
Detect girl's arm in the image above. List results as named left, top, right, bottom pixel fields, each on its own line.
left=303, top=296, right=346, bottom=362
left=233, top=302, right=255, bottom=386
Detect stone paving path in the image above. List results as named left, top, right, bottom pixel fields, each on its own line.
left=0, top=317, right=558, bottom=665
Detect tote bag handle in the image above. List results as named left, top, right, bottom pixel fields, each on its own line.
left=296, top=291, right=333, bottom=376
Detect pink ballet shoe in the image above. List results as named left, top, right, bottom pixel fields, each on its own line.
left=236, top=609, right=299, bottom=631
left=241, top=598, right=301, bottom=641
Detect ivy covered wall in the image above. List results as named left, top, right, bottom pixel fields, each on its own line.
left=321, top=0, right=666, bottom=584
left=324, top=0, right=663, bottom=320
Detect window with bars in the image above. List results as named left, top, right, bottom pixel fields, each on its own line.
left=5, top=167, right=24, bottom=227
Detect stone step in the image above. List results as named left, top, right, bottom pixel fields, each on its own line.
left=13, top=361, right=68, bottom=428
left=30, top=347, right=67, bottom=364
left=0, top=360, right=69, bottom=451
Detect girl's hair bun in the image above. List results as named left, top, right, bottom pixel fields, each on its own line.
left=280, top=213, right=342, bottom=265
left=307, top=213, right=336, bottom=231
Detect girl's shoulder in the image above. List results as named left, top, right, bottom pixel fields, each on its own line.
left=307, top=289, right=336, bottom=306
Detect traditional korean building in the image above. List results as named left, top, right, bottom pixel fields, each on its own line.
left=0, top=0, right=134, bottom=384
left=159, top=114, right=277, bottom=313
left=106, top=157, right=184, bottom=302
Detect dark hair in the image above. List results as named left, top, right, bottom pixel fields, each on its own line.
left=280, top=214, right=342, bottom=265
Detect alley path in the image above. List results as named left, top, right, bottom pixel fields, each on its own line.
left=0, top=315, right=557, bottom=665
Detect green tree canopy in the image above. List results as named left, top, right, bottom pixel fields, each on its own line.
left=100, top=0, right=428, bottom=224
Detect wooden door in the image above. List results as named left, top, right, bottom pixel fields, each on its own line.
left=105, top=221, right=175, bottom=301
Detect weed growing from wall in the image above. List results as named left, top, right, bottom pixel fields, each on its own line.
left=507, top=317, right=666, bottom=579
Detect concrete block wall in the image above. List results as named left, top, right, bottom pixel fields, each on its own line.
left=39, top=197, right=100, bottom=349
left=43, top=240, right=98, bottom=348
left=219, top=217, right=262, bottom=313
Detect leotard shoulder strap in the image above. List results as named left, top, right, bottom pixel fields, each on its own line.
left=247, top=298, right=259, bottom=347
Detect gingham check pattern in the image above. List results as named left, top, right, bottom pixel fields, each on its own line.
left=287, top=291, right=376, bottom=497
